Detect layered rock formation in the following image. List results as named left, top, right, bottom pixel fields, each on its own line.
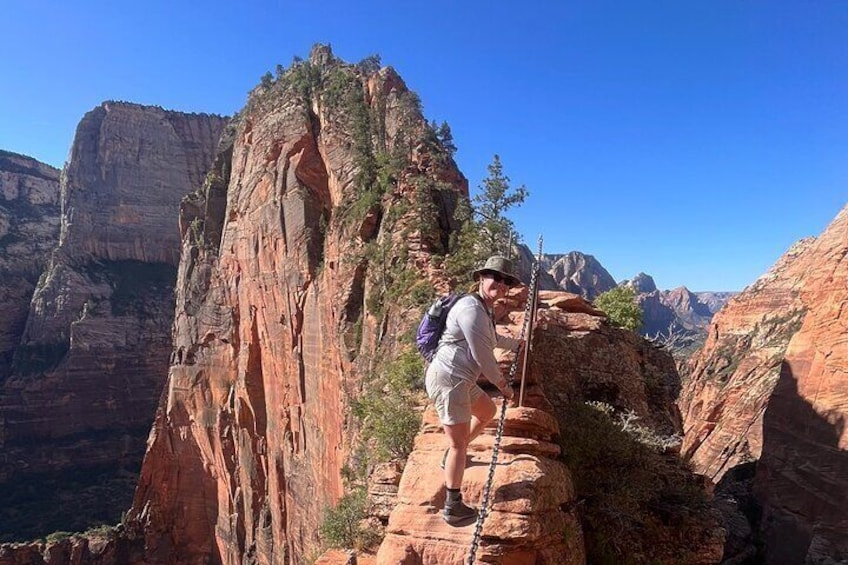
left=0, top=103, right=225, bottom=540
left=125, top=46, right=468, bottom=563
left=542, top=251, right=616, bottom=300
left=680, top=205, right=848, bottom=562
left=0, top=151, right=61, bottom=379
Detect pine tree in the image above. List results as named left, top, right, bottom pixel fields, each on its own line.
left=445, top=155, right=528, bottom=284
left=473, top=154, right=528, bottom=257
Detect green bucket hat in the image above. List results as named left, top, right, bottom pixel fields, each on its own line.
left=471, top=255, right=521, bottom=287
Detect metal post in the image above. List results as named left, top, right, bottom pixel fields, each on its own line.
left=518, top=235, right=543, bottom=408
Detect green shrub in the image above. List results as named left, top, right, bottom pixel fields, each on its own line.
left=557, top=402, right=713, bottom=563
left=44, top=531, right=73, bottom=543
left=595, top=286, right=643, bottom=331
left=319, top=488, right=370, bottom=549
left=352, top=349, right=423, bottom=462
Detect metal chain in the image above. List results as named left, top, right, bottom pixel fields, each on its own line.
left=466, top=236, right=543, bottom=565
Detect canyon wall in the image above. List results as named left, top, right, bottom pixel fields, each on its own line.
left=0, top=103, right=225, bottom=540
left=0, top=151, right=60, bottom=379
left=680, top=205, right=848, bottom=562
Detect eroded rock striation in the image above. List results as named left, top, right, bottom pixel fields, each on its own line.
left=0, top=151, right=60, bottom=379
left=125, top=46, right=468, bottom=563
left=680, top=204, right=848, bottom=562
left=0, top=103, right=225, bottom=540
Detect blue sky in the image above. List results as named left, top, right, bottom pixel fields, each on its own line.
left=2, top=1, right=846, bottom=291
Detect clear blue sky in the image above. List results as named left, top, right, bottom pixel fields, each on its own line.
left=2, top=1, right=846, bottom=291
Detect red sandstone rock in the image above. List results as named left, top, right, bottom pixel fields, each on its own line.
left=754, top=205, right=848, bottom=563
left=126, top=46, right=469, bottom=563
left=681, top=205, right=848, bottom=562
left=679, top=235, right=814, bottom=481
left=377, top=401, right=584, bottom=565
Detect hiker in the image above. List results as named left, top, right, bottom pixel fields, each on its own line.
left=425, top=255, right=523, bottom=525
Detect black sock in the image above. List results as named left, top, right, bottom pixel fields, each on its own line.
left=446, top=487, right=462, bottom=505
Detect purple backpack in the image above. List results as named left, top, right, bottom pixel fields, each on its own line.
left=416, top=293, right=466, bottom=362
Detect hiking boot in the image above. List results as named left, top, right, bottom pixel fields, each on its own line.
left=443, top=500, right=478, bottom=526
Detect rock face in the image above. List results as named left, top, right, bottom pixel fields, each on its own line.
left=0, top=103, right=225, bottom=540
left=0, top=151, right=61, bottom=379
left=125, top=46, right=468, bottom=563
left=754, top=206, right=848, bottom=564
left=680, top=205, right=848, bottom=562
left=542, top=251, right=616, bottom=300
left=679, top=236, right=813, bottom=482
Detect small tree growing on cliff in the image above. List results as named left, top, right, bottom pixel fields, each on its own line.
left=595, top=286, right=643, bottom=331
left=446, top=154, right=528, bottom=283
left=474, top=154, right=528, bottom=255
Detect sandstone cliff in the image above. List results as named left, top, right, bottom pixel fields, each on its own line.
left=125, top=46, right=468, bottom=563
left=679, top=204, right=848, bottom=562
left=754, top=205, right=848, bottom=563
left=0, top=151, right=60, bottom=379
left=0, top=104, right=226, bottom=540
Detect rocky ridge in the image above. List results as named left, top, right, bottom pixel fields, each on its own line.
left=361, top=288, right=722, bottom=563
left=123, top=46, right=468, bottom=563
left=624, top=272, right=721, bottom=339
left=541, top=251, right=616, bottom=300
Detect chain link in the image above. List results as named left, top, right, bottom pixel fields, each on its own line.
left=466, top=237, right=543, bottom=565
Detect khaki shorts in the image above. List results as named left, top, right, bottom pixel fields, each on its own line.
left=425, top=363, right=485, bottom=425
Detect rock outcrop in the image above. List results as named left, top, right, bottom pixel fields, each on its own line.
left=680, top=204, right=848, bottom=562
left=0, top=103, right=225, bottom=540
left=0, top=151, right=60, bottom=379
left=125, top=46, right=468, bottom=563
left=375, top=289, right=721, bottom=564
left=542, top=251, right=616, bottom=300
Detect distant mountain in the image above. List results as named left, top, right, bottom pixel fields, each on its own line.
left=515, top=244, right=559, bottom=290
left=621, top=273, right=735, bottom=342
left=523, top=251, right=736, bottom=349
left=541, top=251, right=616, bottom=300
left=694, top=291, right=736, bottom=314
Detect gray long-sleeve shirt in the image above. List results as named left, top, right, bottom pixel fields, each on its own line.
left=431, top=294, right=518, bottom=391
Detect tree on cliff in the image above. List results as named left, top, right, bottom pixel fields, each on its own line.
left=595, top=286, right=643, bottom=331
left=446, top=154, right=528, bottom=283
